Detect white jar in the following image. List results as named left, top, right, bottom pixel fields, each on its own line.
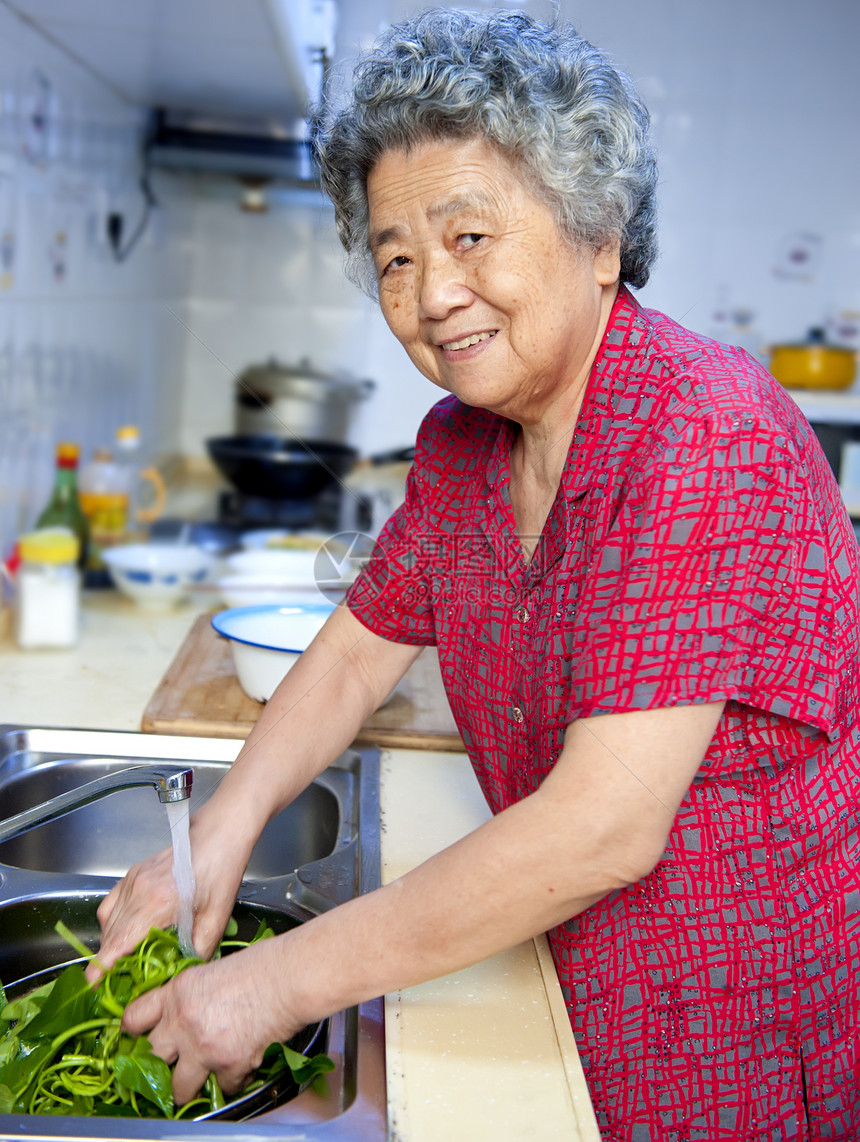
left=16, top=528, right=81, bottom=649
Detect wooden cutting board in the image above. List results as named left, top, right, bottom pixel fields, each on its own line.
left=141, top=613, right=464, bottom=751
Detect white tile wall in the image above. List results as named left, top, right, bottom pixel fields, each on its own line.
left=171, top=180, right=439, bottom=458
left=0, top=4, right=187, bottom=558
left=574, top=0, right=860, bottom=350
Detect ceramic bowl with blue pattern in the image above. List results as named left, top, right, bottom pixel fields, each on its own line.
left=103, top=543, right=215, bottom=609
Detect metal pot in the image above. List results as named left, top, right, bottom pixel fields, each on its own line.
left=236, top=357, right=375, bottom=442
left=769, top=328, right=858, bottom=391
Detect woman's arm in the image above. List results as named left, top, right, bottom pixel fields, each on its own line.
left=124, top=699, right=725, bottom=1104
left=89, top=605, right=423, bottom=975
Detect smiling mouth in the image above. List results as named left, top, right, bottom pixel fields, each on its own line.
left=441, top=331, right=497, bottom=352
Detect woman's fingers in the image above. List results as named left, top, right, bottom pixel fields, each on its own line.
left=87, top=841, right=242, bottom=985
left=123, top=983, right=224, bottom=1105
left=86, top=853, right=179, bottom=983
left=122, top=987, right=166, bottom=1040
left=191, top=910, right=232, bottom=962
left=94, top=830, right=247, bottom=964
left=172, top=1055, right=224, bottom=1107
left=122, top=954, right=285, bottom=1106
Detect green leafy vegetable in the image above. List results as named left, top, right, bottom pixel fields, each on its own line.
left=24, top=964, right=96, bottom=1042
left=0, top=920, right=332, bottom=1119
left=258, top=1040, right=335, bottom=1096
left=113, top=1037, right=174, bottom=1117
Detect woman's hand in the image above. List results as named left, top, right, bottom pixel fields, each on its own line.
left=84, top=832, right=246, bottom=984
left=121, top=937, right=305, bottom=1106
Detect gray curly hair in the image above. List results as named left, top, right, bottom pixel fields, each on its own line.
left=311, top=7, right=658, bottom=295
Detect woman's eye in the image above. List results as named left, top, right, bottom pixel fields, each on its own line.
left=383, top=254, right=411, bottom=275
left=458, top=233, right=485, bottom=250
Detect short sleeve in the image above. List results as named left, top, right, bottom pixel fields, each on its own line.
left=346, top=448, right=437, bottom=647
left=568, top=409, right=841, bottom=736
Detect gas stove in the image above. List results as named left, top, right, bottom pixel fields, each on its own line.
left=148, top=480, right=372, bottom=559
left=216, top=485, right=345, bottom=531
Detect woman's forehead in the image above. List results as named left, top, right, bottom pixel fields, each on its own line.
left=367, top=140, right=533, bottom=240
left=369, top=189, right=499, bottom=253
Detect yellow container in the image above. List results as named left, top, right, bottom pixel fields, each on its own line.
left=19, top=527, right=80, bottom=564
left=769, top=330, right=857, bottom=390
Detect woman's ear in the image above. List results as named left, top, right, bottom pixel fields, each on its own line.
left=594, top=240, right=621, bottom=286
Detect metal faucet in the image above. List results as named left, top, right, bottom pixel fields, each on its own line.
left=0, top=765, right=193, bottom=844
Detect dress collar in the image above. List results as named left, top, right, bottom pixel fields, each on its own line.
left=478, top=285, right=650, bottom=581
left=561, top=285, right=650, bottom=499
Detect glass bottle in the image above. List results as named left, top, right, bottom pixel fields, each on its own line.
left=79, top=447, right=126, bottom=572
left=36, top=441, right=90, bottom=569
left=114, top=425, right=165, bottom=541
left=115, top=424, right=143, bottom=527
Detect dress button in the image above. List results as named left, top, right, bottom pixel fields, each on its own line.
left=515, top=606, right=530, bottom=622
left=511, top=706, right=525, bottom=724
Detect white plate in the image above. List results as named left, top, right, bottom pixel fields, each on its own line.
left=215, top=574, right=326, bottom=610
left=239, top=529, right=332, bottom=551
left=225, top=549, right=319, bottom=583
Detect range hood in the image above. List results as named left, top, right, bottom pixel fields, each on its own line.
left=146, top=108, right=319, bottom=185
left=6, top=0, right=337, bottom=185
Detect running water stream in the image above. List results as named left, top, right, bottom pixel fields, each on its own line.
left=165, top=799, right=197, bottom=958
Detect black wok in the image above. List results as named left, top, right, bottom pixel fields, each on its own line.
left=207, top=434, right=357, bottom=500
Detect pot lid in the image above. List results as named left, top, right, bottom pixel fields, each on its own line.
left=239, top=356, right=375, bottom=396
left=773, top=327, right=855, bottom=353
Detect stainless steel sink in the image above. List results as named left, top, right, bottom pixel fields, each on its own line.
left=0, top=726, right=386, bottom=1141
left=0, top=756, right=340, bottom=877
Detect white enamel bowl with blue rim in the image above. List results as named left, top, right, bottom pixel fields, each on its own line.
left=103, top=543, right=215, bottom=608
left=211, top=602, right=337, bottom=702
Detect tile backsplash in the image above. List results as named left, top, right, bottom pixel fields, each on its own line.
left=2, top=0, right=859, bottom=561
left=0, top=4, right=187, bottom=558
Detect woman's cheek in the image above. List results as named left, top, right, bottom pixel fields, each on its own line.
left=380, top=286, right=409, bottom=330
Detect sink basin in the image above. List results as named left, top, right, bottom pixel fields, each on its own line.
left=0, top=893, right=307, bottom=984
left=0, top=758, right=340, bottom=877
left=0, top=726, right=386, bottom=1140
left=0, top=893, right=327, bottom=1123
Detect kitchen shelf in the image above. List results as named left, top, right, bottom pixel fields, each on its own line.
left=785, top=388, right=860, bottom=425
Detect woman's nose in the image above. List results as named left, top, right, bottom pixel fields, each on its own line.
left=417, top=254, right=472, bottom=319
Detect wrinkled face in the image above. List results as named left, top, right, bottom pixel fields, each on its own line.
left=367, top=137, right=620, bottom=425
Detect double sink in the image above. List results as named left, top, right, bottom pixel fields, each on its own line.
left=0, top=725, right=386, bottom=1140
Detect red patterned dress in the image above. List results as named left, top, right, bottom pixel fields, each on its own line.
left=348, top=287, right=860, bottom=1140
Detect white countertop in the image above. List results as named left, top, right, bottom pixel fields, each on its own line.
left=0, top=587, right=599, bottom=1140
left=0, top=590, right=204, bottom=731
left=380, top=749, right=598, bottom=1140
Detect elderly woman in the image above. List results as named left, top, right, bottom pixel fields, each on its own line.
left=92, top=10, right=860, bottom=1139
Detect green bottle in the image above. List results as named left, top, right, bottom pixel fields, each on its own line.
left=36, top=442, right=90, bottom=569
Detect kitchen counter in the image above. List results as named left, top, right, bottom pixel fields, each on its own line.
left=380, top=750, right=598, bottom=1140
left=0, top=588, right=599, bottom=1141
left=0, top=590, right=209, bottom=731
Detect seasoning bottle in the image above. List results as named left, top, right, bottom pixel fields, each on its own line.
left=36, top=442, right=90, bottom=569
left=79, top=447, right=127, bottom=572
left=114, top=425, right=166, bottom=542
left=16, top=528, right=81, bottom=649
